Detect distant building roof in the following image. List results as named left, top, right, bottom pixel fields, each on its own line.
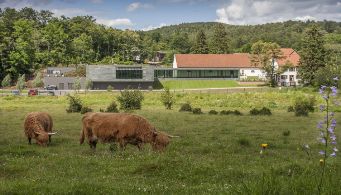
left=175, top=53, right=252, bottom=68
left=175, top=48, right=300, bottom=68
left=278, top=48, right=300, bottom=67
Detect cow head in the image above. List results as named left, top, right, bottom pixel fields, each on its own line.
left=152, top=131, right=170, bottom=151
left=35, top=131, right=57, bottom=146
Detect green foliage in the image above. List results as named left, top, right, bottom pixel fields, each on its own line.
left=220, top=110, right=242, bottom=115
left=250, top=41, right=283, bottom=87
left=66, top=94, right=83, bottom=113
left=107, top=85, right=113, bottom=92
left=298, top=25, right=327, bottom=85
left=210, top=23, right=229, bottom=54
left=179, top=102, right=192, bottom=112
left=238, top=138, right=251, bottom=147
left=293, top=96, right=316, bottom=116
left=160, top=87, right=175, bottom=109
left=192, top=30, right=208, bottom=54
left=105, top=100, right=119, bottom=113
left=282, top=130, right=291, bottom=136
left=287, top=106, right=295, bottom=112
left=73, top=77, right=81, bottom=92
left=85, top=79, right=93, bottom=91
left=16, top=74, right=25, bottom=91
left=208, top=110, right=218, bottom=115
left=80, top=106, right=93, bottom=114
left=32, top=72, right=44, bottom=88
left=1, top=74, right=12, bottom=87
left=192, top=108, right=202, bottom=114
left=117, top=89, right=144, bottom=110
left=250, top=107, right=272, bottom=115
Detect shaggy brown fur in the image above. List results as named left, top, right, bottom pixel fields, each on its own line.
left=24, top=112, right=55, bottom=146
left=80, top=112, right=171, bottom=151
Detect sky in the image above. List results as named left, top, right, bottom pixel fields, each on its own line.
left=0, top=0, right=340, bottom=30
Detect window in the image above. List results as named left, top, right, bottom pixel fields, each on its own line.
left=281, top=75, right=288, bottom=80
left=289, top=67, right=295, bottom=72
left=116, top=67, right=143, bottom=79
left=68, top=83, right=74, bottom=90
left=251, top=70, right=255, bottom=73
left=59, top=83, right=64, bottom=90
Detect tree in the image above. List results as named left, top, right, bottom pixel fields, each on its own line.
left=73, top=77, right=81, bottom=92
left=1, top=74, right=12, bottom=87
left=16, top=74, right=25, bottom=91
left=192, top=30, right=208, bottom=54
left=32, top=72, right=44, bottom=88
left=250, top=41, right=284, bottom=87
left=298, top=25, right=327, bottom=86
left=210, top=23, right=229, bottom=54
left=85, top=79, right=93, bottom=91
left=71, top=33, right=95, bottom=64
left=171, top=32, right=190, bottom=53
left=160, top=87, right=175, bottom=109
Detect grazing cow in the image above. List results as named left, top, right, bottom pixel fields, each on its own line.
left=80, top=112, right=177, bottom=151
left=24, top=112, right=57, bottom=146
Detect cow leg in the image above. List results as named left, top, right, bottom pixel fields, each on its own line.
left=137, top=143, right=144, bottom=151
left=48, top=135, right=51, bottom=143
left=119, top=139, right=126, bottom=150
left=28, top=137, right=32, bottom=145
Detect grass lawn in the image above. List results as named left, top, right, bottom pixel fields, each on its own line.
left=0, top=91, right=340, bottom=194
left=160, top=80, right=240, bottom=89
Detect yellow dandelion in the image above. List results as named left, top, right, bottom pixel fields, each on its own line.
left=319, top=159, right=324, bottom=166
left=261, top=144, right=268, bottom=149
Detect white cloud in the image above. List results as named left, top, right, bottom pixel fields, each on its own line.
left=96, top=18, right=133, bottom=27
left=215, top=0, right=341, bottom=25
left=294, top=15, right=316, bottom=21
left=127, top=2, right=152, bottom=12
left=142, top=23, right=166, bottom=31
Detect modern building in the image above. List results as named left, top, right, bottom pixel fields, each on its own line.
left=43, top=67, right=85, bottom=90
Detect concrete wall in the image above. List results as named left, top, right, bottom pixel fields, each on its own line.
left=43, top=77, right=86, bottom=90
left=92, top=81, right=154, bottom=90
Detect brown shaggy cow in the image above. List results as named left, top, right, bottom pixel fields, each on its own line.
left=80, top=112, right=177, bottom=151
left=24, top=112, right=57, bottom=146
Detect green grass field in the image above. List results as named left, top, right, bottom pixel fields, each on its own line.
left=0, top=91, right=340, bottom=194
left=160, top=80, right=240, bottom=89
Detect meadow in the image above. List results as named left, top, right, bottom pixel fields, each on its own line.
left=0, top=89, right=340, bottom=194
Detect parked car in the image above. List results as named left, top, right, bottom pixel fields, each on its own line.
left=11, top=90, right=20, bottom=95
left=44, top=85, right=58, bottom=90
left=28, top=89, right=38, bottom=96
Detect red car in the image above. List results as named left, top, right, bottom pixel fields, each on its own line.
left=28, top=89, right=38, bottom=96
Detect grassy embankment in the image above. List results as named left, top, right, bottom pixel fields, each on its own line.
left=0, top=90, right=340, bottom=194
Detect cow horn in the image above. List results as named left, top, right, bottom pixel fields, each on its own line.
left=166, top=134, right=180, bottom=138
left=48, top=132, right=57, bottom=135
left=34, top=131, right=43, bottom=135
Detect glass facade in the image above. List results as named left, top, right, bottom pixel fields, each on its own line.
left=116, top=67, right=143, bottom=79
left=154, top=69, right=239, bottom=79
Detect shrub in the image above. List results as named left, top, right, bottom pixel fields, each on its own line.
left=32, top=72, right=44, bottom=88
left=66, top=94, right=83, bottom=113
left=161, top=87, right=175, bottom=109
left=179, top=103, right=192, bottom=112
left=293, top=96, right=316, bottom=116
left=73, top=77, right=81, bottom=92
left=1, top=74, right=12, bottom=87
left=250, top=107, right=272, bottom=115
left=107, top=85, right=113, bottom=92
left=287, top=106, right=294, bottom=112
left=106, top=100, right=119, bottom=113
left=208, top=110, right=218, bottom=115
left=192, top=108, right=202, bottom=114
left=16, top=74, right=26, bottom=92
left=80, top=106, right=93, bottom=114
left=99, top=108, right=105, bottom=112
left=238, top=138, right=251, bottom=147
left=282, top=130, right=291, bottom=136
left=117, top=88, right=144, bottom=110
left=220, top=110, right=242, bottom=115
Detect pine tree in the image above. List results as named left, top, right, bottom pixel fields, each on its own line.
left=298, top=25, right=326, bottom=86
left=192, top=30, right=208, bottom=54
left=16, top=74, right=25, bottom=91
left=210, top=23, right=229, bottom=54
left=1, top=74, right=12, bottom=87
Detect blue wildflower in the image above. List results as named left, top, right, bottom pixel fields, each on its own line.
left=319, top=151, right=325, bottom=155
left=330, top=135, right=337, bottom=141
left=328, top=127, right=334, bottom=134
left=317, top=122, right=323, bottom=129
left=333, top=147, right=338, bottom=152
left=330, top=152, right=336, bottom=157
left=333, top=77, right=339, bottom=81
left=331, top=86, right=337, bottom=96
left=320, top=105, right=325, bottom=111
left=331, top=141, right=337, bottom=145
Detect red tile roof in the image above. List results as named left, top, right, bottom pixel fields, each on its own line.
left=278, top=48, right=300, bottom=67
left=175, top=53, right=252, bottom=68
left=175, top=48, right=300, bottom=68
